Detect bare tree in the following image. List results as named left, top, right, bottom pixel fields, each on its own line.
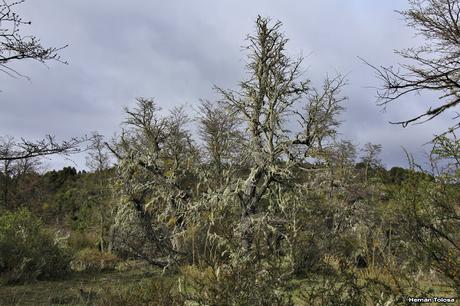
left=0, top=135, right=42, bottom=209
left=197, top=100, right=244, bottom=181
left=360, top=142, right=383, bottom=183
left=85, top=132, right=113, bottom=252
left=0, top=136, right=15, bottom=208
left=0, top=0, right=67, bottom=78
left=367, top=0, right=460, bottom=131
left=0, top=1, right=82, bottom=162
left=86, top=132, right=111, bottom=172
left=0, top=135, right=83, bottom=162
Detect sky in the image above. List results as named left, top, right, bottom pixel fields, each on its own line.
left=1, top=0, right=454, bottom=170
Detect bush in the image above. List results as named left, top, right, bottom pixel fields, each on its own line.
left=70, top=248, right=120, bottom=272
left=68, top=230, right=98, bottom=251
left=181, top=262, right=294, bottom=306
left=0, top=209, right=71, bottom=284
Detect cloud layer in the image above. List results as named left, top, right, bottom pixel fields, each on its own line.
left=1, top=0, right=453, bottom=169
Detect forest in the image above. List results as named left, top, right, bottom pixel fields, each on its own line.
left=0, top=0, right=459, bottom=305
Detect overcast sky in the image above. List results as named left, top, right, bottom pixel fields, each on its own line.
left=1, top=0, right=454, bottom=170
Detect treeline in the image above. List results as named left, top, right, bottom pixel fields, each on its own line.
left=0, top=162, right=433, bottom=222
left=0, top=166, right=107, bottom=227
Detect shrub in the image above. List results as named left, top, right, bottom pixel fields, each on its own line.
left=68, top=230, right=98, bottom=251
left=70, top=248, right=120, bottom=272
left=181, top=261, right=294, bottom=306
left=0, top=209, right=71, bottom=284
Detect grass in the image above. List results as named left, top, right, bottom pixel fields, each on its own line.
left=1, top=263, right=457, bottom=305
left=0, top=261, right=167, bottom=306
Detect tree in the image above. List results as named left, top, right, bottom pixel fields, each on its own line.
left=368, top=0, right=460, bottom=131
left=216, top=16, right=346, bottom=251
left=0, top=136, right=42, bottom=210
left=109, top=98, right=198, bottom=268
left=0, top=0, right=67, bottom=78
left=360, top=142, right=383, bottom=183
left=85, top=132, right=112, bottom=252
left=0, top=135, right=82, bottom=162
left=365, top=1, right=460, bottom=293
left=0, top=1, right=80, bottom=162
left=86, top=132, right=111, bottom=172
left=392, top=142, right=460, bottom=294
left=197, top=100, right=244, bottom=183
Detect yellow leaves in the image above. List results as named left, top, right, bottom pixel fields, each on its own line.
left=164, top=169, right=175, bottom=179
left=167, top=216, right=177, bottom=227
left=42, top=202, right=49, bottom=210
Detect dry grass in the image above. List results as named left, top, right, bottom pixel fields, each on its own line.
left=0, top=261, right=165, bottom=306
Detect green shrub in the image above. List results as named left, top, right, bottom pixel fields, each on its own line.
left=71, top=248, right=120, bottom=272
left=0, top=209, right=71, bottom=284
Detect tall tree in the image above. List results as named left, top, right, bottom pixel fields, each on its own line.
left=216, top=16, right=346, bottom=251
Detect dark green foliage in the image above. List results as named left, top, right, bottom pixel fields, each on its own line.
left=0, top=209, right=71, bottom=284
left=390, top=169, right=460, bottom=294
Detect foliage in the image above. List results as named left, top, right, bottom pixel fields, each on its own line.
left=0, top=209, right=71, bottom=284
left=1, top=2, right=460, bottom=304
left=182, top=262, right=294, bottom=306
left=68, top=230, right=98, bottom=251
left=70, top=248, right=121, bottom=272
left=389, top=134, right=460, bottom=295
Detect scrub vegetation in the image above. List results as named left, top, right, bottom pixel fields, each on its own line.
left=1, top=0, right=459, bottom=305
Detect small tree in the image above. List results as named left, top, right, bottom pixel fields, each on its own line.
left=360, top=142, right=383, bottom=183
left=85, top=132, right=113, bottom=252
left=0, top=209, right=71, bottom=283
left=86, top=132, right=111, bottom=172
left=197, top=100, right=244, bottom=184
left=0, top=136, right=42, bottom=210
left=109, top=98, right=198, bottom=268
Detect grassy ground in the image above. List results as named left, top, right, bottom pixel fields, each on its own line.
left=1, top=265, right=457, bottom=305
left=0, top=263, right=163, bottom=306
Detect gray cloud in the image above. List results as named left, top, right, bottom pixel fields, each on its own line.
left=0, top=0, right=453, bottom=170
